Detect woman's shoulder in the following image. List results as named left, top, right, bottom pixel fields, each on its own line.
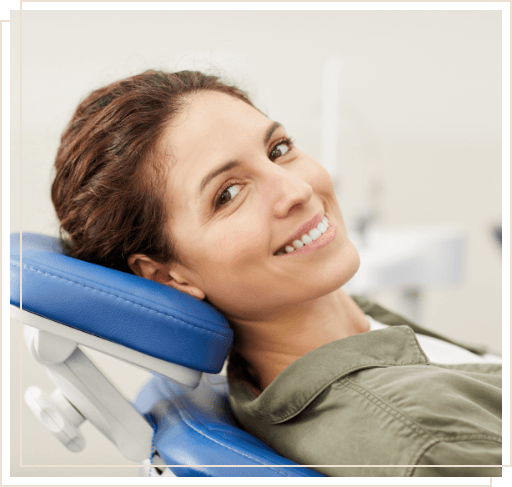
left=228, top=334, right=502, bottom=477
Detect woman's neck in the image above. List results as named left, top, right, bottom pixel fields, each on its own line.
left=228, top=289, right=370, bottom=392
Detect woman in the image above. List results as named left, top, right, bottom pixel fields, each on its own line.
left=52, top=70, right=502, bottom=477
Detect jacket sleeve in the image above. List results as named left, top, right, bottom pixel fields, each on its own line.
left=411, top=437, right=502, bottom=477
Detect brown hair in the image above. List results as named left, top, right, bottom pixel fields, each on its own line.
left=52, top=70, right=253, bottom=274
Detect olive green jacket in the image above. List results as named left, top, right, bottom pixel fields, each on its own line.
left=228, top=296, right=502, bottom=477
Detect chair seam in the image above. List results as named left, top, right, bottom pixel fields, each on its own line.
left=168, top=399, right=308, bottom=476
left=15, top=262, right=229, bottom=339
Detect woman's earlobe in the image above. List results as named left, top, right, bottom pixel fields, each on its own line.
left=175, top=284, right=206, bottom=301
left=167, top=271, right=206, bottom=301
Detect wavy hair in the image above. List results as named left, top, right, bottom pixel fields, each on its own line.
left=52, top=70, right=253, bottom=273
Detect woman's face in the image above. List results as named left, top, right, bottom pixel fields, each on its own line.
left=160, top=91, right=360, bottom=321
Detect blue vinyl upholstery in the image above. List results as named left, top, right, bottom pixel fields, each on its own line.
left=135, top=374, right=324, bottom=477
left=10, top=233, right=233, bottom=373
left=10, top=232, right=325, bottom=477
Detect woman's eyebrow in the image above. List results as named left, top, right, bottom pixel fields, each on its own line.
left=198, top=121, right=283, bottom=196
left=264, top=121, right=282, bottom=145
left=199, top=160, right=240, bottom=195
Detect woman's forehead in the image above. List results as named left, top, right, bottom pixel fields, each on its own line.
left=162, top=92, right=268, bottom=184
left=174, top=91, right=265, bottom=140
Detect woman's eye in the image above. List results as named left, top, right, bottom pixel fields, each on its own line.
left=216, top=183, right=242, bottom=208
left=269, top=140, right=292, bottom=161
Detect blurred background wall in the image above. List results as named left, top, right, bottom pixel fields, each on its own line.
left=10, top=8, right=503, bottom=476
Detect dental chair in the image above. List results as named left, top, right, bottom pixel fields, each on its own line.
left=10, top=232, right=324, bottom=477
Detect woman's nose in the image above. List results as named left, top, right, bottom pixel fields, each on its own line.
left=270, top=167, right=313, bottom=219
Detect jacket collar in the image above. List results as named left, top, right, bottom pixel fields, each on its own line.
left=229, top=325, right=429, bottom=424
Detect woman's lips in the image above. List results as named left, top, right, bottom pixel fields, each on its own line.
left=274, top=215, right=337, bottom=257
left=285, top=213, right=324, bottom=246
left=278, top=219, right=337, bottom=257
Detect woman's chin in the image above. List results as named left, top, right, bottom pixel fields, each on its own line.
left=327, top=240, right=360, bottom=289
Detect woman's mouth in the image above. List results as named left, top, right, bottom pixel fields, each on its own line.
left=274, top=216, right=336, bottom=256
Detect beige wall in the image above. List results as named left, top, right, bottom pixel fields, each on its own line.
left=10, top=9, right=503, bottom=475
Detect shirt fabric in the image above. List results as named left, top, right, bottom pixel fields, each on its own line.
left=228, top=296, right=502, bottom=477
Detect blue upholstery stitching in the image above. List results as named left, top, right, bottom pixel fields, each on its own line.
left=16, top=262, right=229, bottom=339
left=163, top=398, right=304, bottom=477
left=172, top=418, right=297, bottom=476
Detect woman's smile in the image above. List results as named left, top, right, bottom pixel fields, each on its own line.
left=274, top=215, right=336, bottom=256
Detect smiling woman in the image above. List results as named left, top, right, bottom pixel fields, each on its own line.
left=51, top=70, right=502, bottom=477
left=128, top=89, right=361, bottom=334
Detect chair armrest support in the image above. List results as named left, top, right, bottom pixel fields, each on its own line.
left=12, top=305, right=202, bottom=387
left=22, top=320, right=154, bottom=461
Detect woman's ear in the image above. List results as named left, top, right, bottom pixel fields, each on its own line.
left=128, top=254, right=170, bottom=283
left=128, top=254, right=206, bottom=300
left=165, top=270, right=206, bottom=301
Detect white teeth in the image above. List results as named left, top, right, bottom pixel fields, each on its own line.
left=276, top=216, right=330, bottom=255
left=309, top=228, right=321, bottom=240
left=301, top=234, right=313, bottom=244
left=317, top=222, right=327, bottom=233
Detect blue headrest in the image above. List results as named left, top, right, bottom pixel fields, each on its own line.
left=10, top=233, right=233, bottom=373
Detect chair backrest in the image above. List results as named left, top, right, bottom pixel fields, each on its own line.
left=10, top=232, right=325, bottom=477
left=11, top=232, right=233, bottom=375
left=135, top=373, right=325, bottom=477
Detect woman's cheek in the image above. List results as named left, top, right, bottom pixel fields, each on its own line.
left=304, top=158, right=335, bottom=193
left=212, top=224, right=268, bottom=263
